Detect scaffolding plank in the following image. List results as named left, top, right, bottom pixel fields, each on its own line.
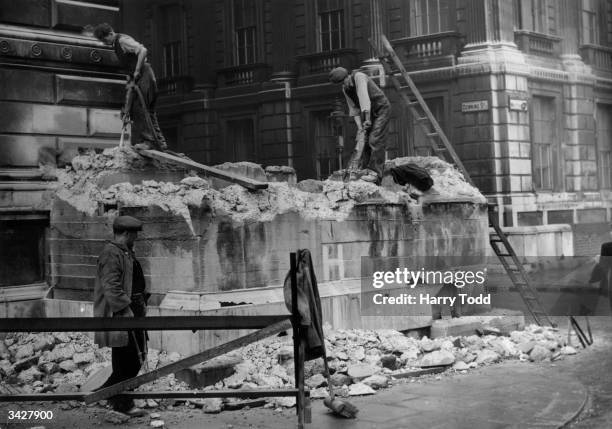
left=140, top=149, right=268, bottom=191
left=83, top=319, right=292, bottom=404
left=0, top=315, right=290, bottom=332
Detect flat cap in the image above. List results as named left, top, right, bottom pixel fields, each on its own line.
left=113, top=215, right=143, bottom=232
left=329, top=67, right=349, bottom=83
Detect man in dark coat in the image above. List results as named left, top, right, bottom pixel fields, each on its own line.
left=329, top=67, right=391, bottom=183
left=94, top=216, right=149, bottom=416
left=93, top=23, right=167, bottom=151
left=590, top=234, right=612, bottom=312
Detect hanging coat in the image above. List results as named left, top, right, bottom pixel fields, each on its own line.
left=283, top=249, right=325, bottom=361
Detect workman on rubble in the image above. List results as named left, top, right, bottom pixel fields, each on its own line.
left=94, top=23, right=167, bottom=151
left=94, top=215, right=149, bottom=417
left=329, top=66, right=391, bottom=183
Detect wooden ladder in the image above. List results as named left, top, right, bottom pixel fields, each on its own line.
left=372, top=34, right=553, bottom=326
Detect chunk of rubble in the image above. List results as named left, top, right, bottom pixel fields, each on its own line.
left=348, top=382, right=376, bottom=396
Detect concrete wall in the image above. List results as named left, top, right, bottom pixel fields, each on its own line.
left=50, top=194, right=489, bottom=297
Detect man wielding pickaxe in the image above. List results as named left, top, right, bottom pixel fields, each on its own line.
left=94, top=23, right=167, bottom=151
left=329, top=67, right=391, bottom=184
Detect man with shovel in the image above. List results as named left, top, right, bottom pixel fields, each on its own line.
left=94, top=23, right=167, bottom=151
left=93, top=216, right=149, bottom=416
left=329, top=67, right=391, bottom=184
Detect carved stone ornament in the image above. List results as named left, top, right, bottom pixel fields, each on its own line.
left=31, top=43, right=42, bottom=56
left=61, top=46, right=73, bottom=60
left=90, top=49, right=102, bottom=63
left=0, top=40, right=10, bottom=54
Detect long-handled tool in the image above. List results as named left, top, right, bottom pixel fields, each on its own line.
left=321, top=348, right=358, bottom=418
left=343, top=128, right=371, bottom=182
left=118, top=79, right=136, bottom=149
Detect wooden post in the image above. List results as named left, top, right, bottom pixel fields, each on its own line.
left=290, top=252, right=305, bottom=428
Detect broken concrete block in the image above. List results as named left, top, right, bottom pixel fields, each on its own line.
left=265, top=166, right=297, bottom=185
left=529, top=345, right=552, bottom=362
left=297, top=179, right=324, bottom=193
left=59, top=360, right=77, bottom=372
left=104, top=410, right=129, bottom=425
left=430, top=319, right=483, bottom=339
left=475, top=349, right=500, bottom=365
left=73, top=352, right=95, bottom=365
left=347, top=364, right=378, bottom=382
left=420, top=350, right=455, bottom=367
left=561, top=346, right=577, bottom=355
left=14, top=344, right=35, bottom=360
left=211, top=162, right=267, bottom=189
left=275, top=397, right=296, bottom=408
left=180, top=176, right=209, bottom=189
left=362, top=374, right=389, bottom=389
left=199, top=398, right=223, bottom=413
left=348, top=382, right=376, bottom=396
left=329, top=373, right=351, bottom=387
left=175, top=354, right=241, bottom=388
left=150, top=420, right=165, bottom=428
left=348, top=346, right=365, bottom=362
left=305, top=373, right=326, bottom=389
left=18, top=366, right=43, bottom=384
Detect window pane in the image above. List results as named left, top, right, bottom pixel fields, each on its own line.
left=532, top=97, right=556, bottom=190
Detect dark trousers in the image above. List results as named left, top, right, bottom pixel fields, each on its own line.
left=131, top=64, right=167, bottom=150
left=362, top=104, right=391, bottom=178
left=99, top=331, right=145, bottom=412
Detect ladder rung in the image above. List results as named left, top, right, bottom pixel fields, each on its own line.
left=407, top=101, right=419, bottom=106
left=497, top=253, right=512, bottom=257
left=427, top=132, right=439, bottom=138
left=416, top=117, right=429, bottom=122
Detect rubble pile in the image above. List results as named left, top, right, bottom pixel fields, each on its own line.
left=1, top=324, right=579, bottom=411
left=386, top=156, right=485, bottom=201
left=53, top=147, right=484, bottom=229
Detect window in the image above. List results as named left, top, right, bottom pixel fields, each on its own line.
left=0, top=220, right=47, bottom=287
left=581, top=0, right=597, bottom=44
left=412, top=97, right=446, bottom=156
left=597, top=104, right=612, bottom=189
left=317, top=0, right=345, bottom=51
left=226, top=118, right=256, bottom=162
left=312, top=110, right=338, bottom=179
left=531, top=96, right=556, bottom=190
left=233, top=0, right=257, bottom=65
left=159, top=4, right=183, bottom=78
left=532, top=0, right=557, bottom=34
left=607, top=0, right=612, bottom=43
left=409, top=0, right=450, bottom=36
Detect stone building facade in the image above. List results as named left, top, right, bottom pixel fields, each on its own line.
left=121, top=0, right=612, bottom=256
left=0, top=0, right=124, bottom=293
left=2, top=0, right=612, bottom=292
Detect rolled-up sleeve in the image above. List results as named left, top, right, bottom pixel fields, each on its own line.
left=99, top=251, right=131, bottom=313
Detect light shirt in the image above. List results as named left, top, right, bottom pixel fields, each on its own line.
left=342, top=72, right=371, bottom=117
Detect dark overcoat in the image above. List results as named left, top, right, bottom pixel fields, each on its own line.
left=94, top=241, right=147, bottom=347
